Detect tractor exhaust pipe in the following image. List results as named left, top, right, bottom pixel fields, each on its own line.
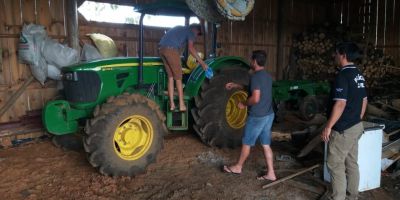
left=138, top=13, right=145, bottom=86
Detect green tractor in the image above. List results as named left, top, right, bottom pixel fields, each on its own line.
left=43, top=1, right=329, bottom=176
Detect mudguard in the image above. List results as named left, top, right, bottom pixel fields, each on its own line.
left=184, top=56, right=249, bottom=98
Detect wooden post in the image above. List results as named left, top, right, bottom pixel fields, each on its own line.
left=276, top=0, right=285, bottom=80
left=66, top=0, right=79, bottom=52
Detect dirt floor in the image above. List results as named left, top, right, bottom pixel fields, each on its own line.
left=0, top=128, right=399, bottom=200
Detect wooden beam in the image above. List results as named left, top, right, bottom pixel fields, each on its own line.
left=0, top=76, right=34, bottom=118
left=78, top=0, right=86, bottom=7
left=276, top=0, right=285, bottom=80
left=262, top=164, right=320, bottom=189
left=87, top=0, right=143, bottom=7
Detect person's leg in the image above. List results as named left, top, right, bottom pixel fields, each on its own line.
left=166, top=49, right=184, bottom=111
left=261, top=145, right=276, bottom=180
left=345, top=123, right=363, bottom=200
left=258, top=113, right=276, bottom=180
left=168, top=77, right=175, bottom=110
left=327, top=130, right=354, bottom=200
left=345, top=142, right=359, bottom=200
left=159, top=48, right=176, bottom=110
left=175, top=79, right=186, bottom=111
left=223, top=144, right=251, bottom=173
left=224, top=116, right=263, bottom=174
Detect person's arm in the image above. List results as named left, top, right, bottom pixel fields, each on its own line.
left=188, top=40, right=208, bottom=70
left=360, top=97, right=367, bottom=119
left=321, top=74, right=348, bottom=142
left=246, top=89, right=260, bottom=105
left=225, top=82, right=243, bottom=90
left=238, top=75, right=261, bottom=109
left=238, top=89, right=260, bottom=109
left=321, top=100, right=346, bottom=142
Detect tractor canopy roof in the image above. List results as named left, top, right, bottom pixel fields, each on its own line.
left=134, top=0, right=196, bottom=17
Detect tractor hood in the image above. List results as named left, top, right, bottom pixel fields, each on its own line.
left=62, top=57, right=163, bottom=72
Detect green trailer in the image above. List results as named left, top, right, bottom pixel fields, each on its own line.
left=43, top=1, right=330, bottom=176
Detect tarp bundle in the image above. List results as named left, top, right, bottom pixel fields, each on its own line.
left=18, top=24, right=106, bottom=85
left=216, top=0, right=254, bottom=21
left=185, top=0, right=254, bottom=22
left=18, top=24, right=79, bottom=85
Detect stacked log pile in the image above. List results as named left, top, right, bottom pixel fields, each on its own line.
left=291, top=23, right=400, bottom=89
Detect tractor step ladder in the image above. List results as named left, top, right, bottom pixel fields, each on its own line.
left=165, top=94, right=189, bottom=131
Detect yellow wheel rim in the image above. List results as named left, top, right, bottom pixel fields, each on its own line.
left=113, top=115, right=153, bottom=161
left=226, top=90, right=248, bottom=129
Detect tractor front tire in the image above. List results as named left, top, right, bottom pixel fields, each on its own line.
left=299, top=95, right=319, bottom=121
left=192, top=67, right=249, bottom=148
left=83, top=93, right=167, bottom=176
left=52, top=134, right=83, bottom=151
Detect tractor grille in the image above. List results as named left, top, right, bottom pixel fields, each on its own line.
left=63, top=71, right=101, bottom=103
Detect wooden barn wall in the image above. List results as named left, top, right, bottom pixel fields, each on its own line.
left=0, top=0, right=62, bottom=123
left=329, top=0, right=400, bottom=65
left=216, top=0, right=330, bottom=78
left=0, top=0, right=333, bottom=123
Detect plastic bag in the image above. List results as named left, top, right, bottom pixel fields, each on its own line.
left=81, top=44, right=103, bottom=61
left=88, top=33, right=118, bottom=58
left=42, top=38, right=79, bottom=68
left=47, top=64, right=61, bottom=80
left=18, top=24, right=47, bottom=66
left=29, top=56, right=47, bottom=85
left=205, top=67, right=214, bottom=79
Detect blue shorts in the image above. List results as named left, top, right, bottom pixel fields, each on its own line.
left=242, top=113, right=275, bottom=146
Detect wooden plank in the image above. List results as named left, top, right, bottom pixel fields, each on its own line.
left=38, top=0, right=52, bottom=28
left=262, top=164, right=321, bottom=189
left=0, top=76, right=34, bottom=118
left=0, top=0, right=6, bottom=33
left=382, top=138, right=400, bottom=158
left=22, top=0, right=36, bottom=24
left=286, top=179, right=325, bottom=194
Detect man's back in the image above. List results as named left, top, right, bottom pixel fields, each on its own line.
left=249, top=70, right=274, bottom=117
left=332, top=65, right=367, bottom=132
left=159, top=26, right=195, bottom=49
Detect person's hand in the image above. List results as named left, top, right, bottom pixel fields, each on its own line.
left=321, top=126, right=332, bottom=142
left=201, top=63, right=208, bottom=71
left=238, top=102, right=246, bottom=109
left=225, top=82, right=235, bottom=90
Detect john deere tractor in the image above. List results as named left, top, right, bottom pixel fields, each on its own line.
left=43, top=1, right=329, bottom=176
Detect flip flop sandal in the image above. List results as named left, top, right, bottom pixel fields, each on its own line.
left=222, top=165, right=241, bottom=175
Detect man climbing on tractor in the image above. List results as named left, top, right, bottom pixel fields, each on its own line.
left=159, top=23, right=208, bottom=112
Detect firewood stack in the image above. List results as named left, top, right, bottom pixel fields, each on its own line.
left=291, top=23, right=400, bottom=89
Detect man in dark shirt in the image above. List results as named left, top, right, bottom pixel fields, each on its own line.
left=321, top=42, right=368, bottom=200
left=223, top=50, right=276, bottom=181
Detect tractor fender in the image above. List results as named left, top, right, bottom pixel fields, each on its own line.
left=184, top=56, right=249, bottom=98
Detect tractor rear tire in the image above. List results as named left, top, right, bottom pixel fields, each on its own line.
left=192, top=67, right=249, bottom=148
left=299, top=95, right=319, bottom=121
left=83, top=93, right=167, bottom=176
left=274, top=100, right=287, bottom=123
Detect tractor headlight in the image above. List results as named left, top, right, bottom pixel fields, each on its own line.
left=62, top=72, right=78, bottom=81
